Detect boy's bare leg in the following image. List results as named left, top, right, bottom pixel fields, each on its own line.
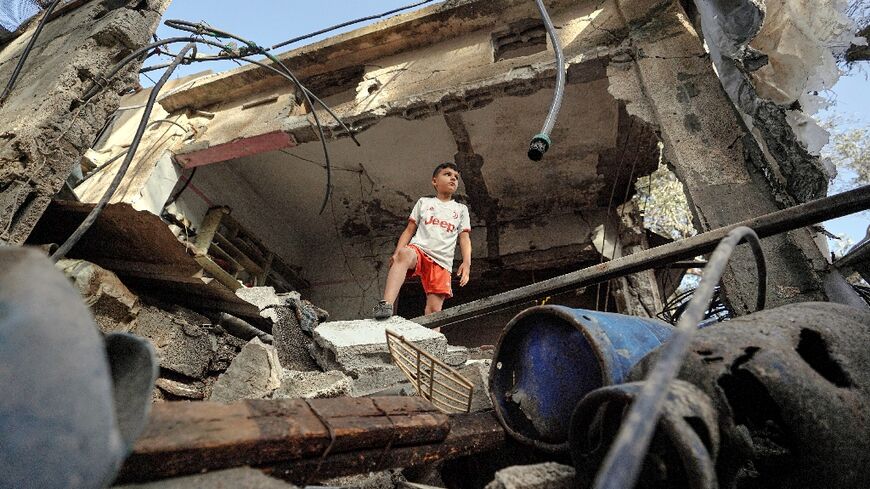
left=425, top=293, right=446, bottom=332
left=383, top=247, right=417, bottom=305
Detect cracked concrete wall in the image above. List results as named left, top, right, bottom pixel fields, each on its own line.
left=0, top=0, right=170, bottom=245
left=607, top=0, right=836, bottom=313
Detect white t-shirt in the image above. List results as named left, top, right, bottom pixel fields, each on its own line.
left=408, top=197, right=471, bottom=272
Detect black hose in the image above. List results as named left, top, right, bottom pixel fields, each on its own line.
left=80, top=37, right=231, bottom=103
left=590, top=226, right=766, bottom=489
left=52, top=43, right=196, bottom=262
left=527, top=0, right=565, bottom=161
left=268, top=0, right=438, bottom=51
left=162, top=166, right=196, bottom=209
left=0, top=0, right=63, bottom=104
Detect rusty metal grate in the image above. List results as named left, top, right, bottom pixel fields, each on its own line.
left=386, top=329, right=473, bottom=414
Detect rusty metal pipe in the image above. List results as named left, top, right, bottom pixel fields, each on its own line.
left=415, top=185, right=870, bottom=328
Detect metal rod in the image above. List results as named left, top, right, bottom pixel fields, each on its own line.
left=591, top=226, right=764, bottom=489
left=414, top=185, right=870, bottom=328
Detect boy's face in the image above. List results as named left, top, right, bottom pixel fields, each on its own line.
left=432, top=167, right=460, bottom=195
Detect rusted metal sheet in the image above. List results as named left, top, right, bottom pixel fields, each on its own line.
left=175, top=131, right=297, bottom=168
left=266, top=412, right=506, bottom=484
left=116, top=397, right=451, bottom=484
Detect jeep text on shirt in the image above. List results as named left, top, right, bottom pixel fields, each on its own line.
left=408, top=197, right=470, bottom=272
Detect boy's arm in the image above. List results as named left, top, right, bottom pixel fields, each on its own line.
left=457, top=231, right=471, bottom=287
left=390, top=221, right=418, bottom=265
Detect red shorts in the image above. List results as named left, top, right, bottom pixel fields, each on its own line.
left=406, top=245, right=452, bottom=298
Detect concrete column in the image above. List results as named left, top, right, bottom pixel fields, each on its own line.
left=609, top=0, right=829, bottom=313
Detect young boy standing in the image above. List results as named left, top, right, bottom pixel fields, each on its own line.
left=374, top=162, right=471, bottom=320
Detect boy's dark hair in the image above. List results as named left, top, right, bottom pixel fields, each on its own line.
left=432, top=162, right=458, bottom=178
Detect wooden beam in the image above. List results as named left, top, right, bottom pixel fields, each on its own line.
left=265, top=412, right=506, bottom=484
left=116, top=397, right=450, bottom=484
left=415, top=185, right=870, bottom=328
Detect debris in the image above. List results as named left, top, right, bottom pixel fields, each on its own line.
left=268, top=412, right=505, bottom=484
left=132, top=306, right=216, bottom=379
left=154, top=378, right=205, bottom=400
left=236, top=286, right=322, bottom=371
left=319, top=469, right=407, bottom=489
left=387, top=329, right=475, bottom=413
left=443, top=345, right=470, bottom=367
left=311, top=317, right=448, bottom=396
left=272, top=370, right=353, bottom=399
left=57, top=258, right=140, bottom=333
left=456, top=360, right=493, bottom=413
left=115, top=467, right=299, bottom=488
left=117, top=397, right=451, bottom=483
left=484, top=462, right=575, bottom=489
left=209, top=337, right=282, bottom=403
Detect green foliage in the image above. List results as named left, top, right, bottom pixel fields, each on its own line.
left=821, top=118, right=870, bottom=189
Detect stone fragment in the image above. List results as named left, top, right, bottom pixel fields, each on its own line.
left=272, top=369, right=353, bottom=399
left=154, top=378, right=204, bottom=400
left=456, top=360, right=493, bottom=412
left=236, top=286, right=321, bottom=371
left=114, top=467, right=299, bottom=488
left=484, top=463, right=576, bottom=489
left=209, top=329, right=248, bottom=373
left=57, top=259, right=140, bottom=333
left=132, top=306, right=215, bottom=379
left=319, top=469, right=407, bottom=489
left=209, top=338, right=282, bottom=402
left=310, top=317, right=448, bottom=396
left=443, top=345, right=470, bottom=367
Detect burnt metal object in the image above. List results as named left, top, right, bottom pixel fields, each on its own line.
left=488, top=305, right=673, bottom=452
left=415, top=185, right=869, bottom=329
left=570, top=380, right=719, bottom=489
left=0, top=247, right=156, bottom=488
left=590, top=226, right=764, bottom=489
left=631, top=302, right=870, bottom=489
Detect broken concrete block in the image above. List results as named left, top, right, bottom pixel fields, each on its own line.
left=236, top=286, right=321, bottom=371
left=208, top=329, right=248, bottom=373
left=132, top=306, right=215, bottom=379
left=209, top=338, right=282, bottom=402
left=484, top=463, right=575, bottom=489
left=457, top=360, right=493, bottom=412
left=319, top=469, right=407, bottom=489
left=272, top=369, right=353, bottom=399
left=267, top=305, right=321, bottom=372
left=154, top=378, right=204, bottom=400
left=236, top=286, right=299, bottom=310
left=58, top=259, right=140, bottom=333
left=443, top=345, right=470, bottom=367
left=114, top=467, right=299, bottom=488
left=310, top=317, right=448, bottom=396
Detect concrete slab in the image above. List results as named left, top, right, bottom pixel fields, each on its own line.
left=310, top=317, right=447, bottom=396
left=484, top=463, right=576, bottom=489
left=272, top=370, right=353, bottom=399
left=209, top=338, right=282, bottom=402
left=115, top=467, right=298, bottom=488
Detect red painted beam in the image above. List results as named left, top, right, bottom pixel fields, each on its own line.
left=176, top=131, right=296, bottom=168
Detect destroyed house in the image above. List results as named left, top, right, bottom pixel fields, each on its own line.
left=1, top=0, right=868, bottom=487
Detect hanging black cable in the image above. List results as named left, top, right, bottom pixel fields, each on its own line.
left=52, top=43, right=196, bottom=262
left=268, top=0, right=438, bottom=51
left=163, top=167, right=196, bottom=209
left=79, top=36, right=230, bottom=103
left=0, top=0, right=62, bottom=104
left=163, top=20, right=346, bottom=214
